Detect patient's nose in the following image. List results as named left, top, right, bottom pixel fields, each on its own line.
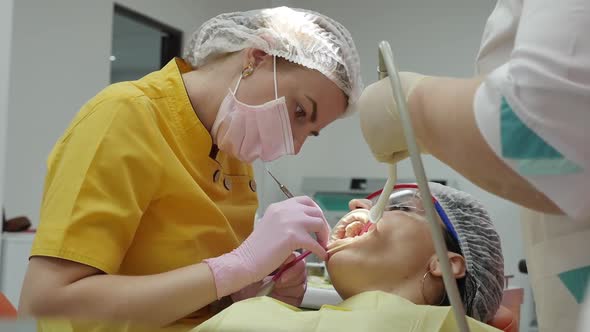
left=348, top=199, right=373, bottom=211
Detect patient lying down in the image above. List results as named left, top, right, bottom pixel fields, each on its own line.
left=193, top=183, right=507, bottom=332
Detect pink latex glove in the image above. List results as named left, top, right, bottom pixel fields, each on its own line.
left=205, top=196, right=329, bottom=299
left=231, top=252, right=307, bottom=307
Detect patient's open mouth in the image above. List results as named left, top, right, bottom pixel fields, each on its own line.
left=330, top=210, right=374, bottom=240
left=328, top=212, right=375, bottom=252
left=345, top=220, right=370, bottom=238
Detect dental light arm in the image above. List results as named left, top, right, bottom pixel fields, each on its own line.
left=366, top=41, right=470, bottom=332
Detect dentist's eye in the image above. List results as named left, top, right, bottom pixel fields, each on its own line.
left=295, top=104, right=307, bottom=119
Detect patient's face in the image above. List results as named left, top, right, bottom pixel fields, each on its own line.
left=326, top=193, right=438, bottom=299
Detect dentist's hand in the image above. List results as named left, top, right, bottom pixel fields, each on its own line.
left=204, top=196, right=329, bottom=299
left=231, top=252, right=307, bottom=307
left=268, top=252, right=307, bottom=306
left=357, top=72, right=428, bottom=164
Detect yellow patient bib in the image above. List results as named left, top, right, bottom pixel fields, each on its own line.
left=194, top=291, right=501, bottom=332
left=32, top=58, right=258, bottom=332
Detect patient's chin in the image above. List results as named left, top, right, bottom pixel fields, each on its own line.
left=326, top=251, right=348, bottom=280
left=326, top=269, right=353, bottom=299
left=326, top=259, right=364, bottom=300
left=326, top=251, right=361, bottom=292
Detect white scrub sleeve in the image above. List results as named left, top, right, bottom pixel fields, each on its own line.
left=473, top=0, right=590, bottom=220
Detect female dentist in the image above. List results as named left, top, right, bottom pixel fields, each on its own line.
left=356, top=0, right=590, bottom=331
left=19, top=7, right=362, bottom=331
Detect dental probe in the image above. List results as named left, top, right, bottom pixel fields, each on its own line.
left=265, top=166, right=294, bottom=198
left=256, top=167, right=312, bottom=297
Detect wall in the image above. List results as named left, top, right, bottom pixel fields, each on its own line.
left=258, top=1, right=533, bottom=330
left=0, top=0, right=15, bottom=223
left=4, top=0, right=270, bottom=227
left=5, top=1, right=113, bottom=229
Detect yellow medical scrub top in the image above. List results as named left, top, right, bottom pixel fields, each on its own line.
left=31, top=58, right=258, bottom=332
left=193, top=291, right=502, bottom=332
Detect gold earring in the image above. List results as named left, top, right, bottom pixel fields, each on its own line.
left=421, top=270, right=446, bottom=306
left=241, top=63, right=254, bottom=78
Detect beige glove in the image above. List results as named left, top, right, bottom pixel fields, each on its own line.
left=357, top=72, right=428, bottom=164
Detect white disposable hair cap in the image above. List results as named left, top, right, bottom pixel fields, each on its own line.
left=429, top=182, right=505, bottom=323
left=183, top=7, right=363, bottom=112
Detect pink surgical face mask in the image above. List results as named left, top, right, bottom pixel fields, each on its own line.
left=211, top=56, right=295, bottom=163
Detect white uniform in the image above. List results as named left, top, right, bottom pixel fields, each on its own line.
left=473, top=1, right=590, bottom=331
left=474, top=0, right=590, bottom=221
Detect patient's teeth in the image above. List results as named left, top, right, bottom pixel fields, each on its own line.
left=345, top=221, right=364, bottom=238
